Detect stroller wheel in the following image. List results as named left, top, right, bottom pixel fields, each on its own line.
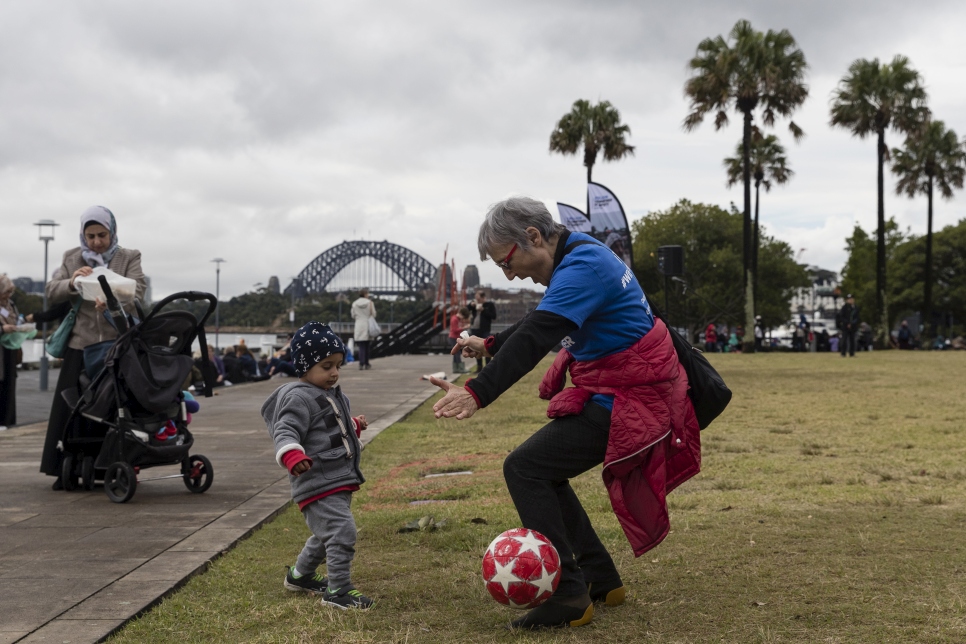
left=61, top=454, right=78, bottom=492
left=183, top=454, right=213, bottom=494
left=81, top=457, right=96, bottom=491
left=104, top=462, right=137, bottom=503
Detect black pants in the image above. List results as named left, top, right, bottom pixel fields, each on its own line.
left=841, top=330, right=856, bottom=356
left=356, top=340, right=370, bottom=367
left=471, top=328, right=491, bottom=371
left=503, top=403, right=620, bottom=597
left=40, top=347, right=84, bottom=475
left=0, top=347, right=17, bottom=426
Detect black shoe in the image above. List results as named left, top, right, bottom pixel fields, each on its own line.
left=587, top=578, right=625, bottom=606
left=283, top=567, right=328, bottom=594
left=322, top=584, right=373, bottom=610
left=51, top=477, right=64, bottom=491
left=508, top=594, right=593, bottom=630
left=364, top=364, right=371, bottom=370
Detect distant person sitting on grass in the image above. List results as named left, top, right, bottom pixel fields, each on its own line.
left=262, top=321, right=373, bottom=610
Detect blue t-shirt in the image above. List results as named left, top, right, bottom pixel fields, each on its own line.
left=536, top=232, right=655, bottom=410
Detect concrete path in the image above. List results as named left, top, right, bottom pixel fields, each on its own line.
left=0, top=354, right=458, bottom=643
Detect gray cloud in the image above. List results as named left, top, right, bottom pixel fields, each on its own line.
left=1, top=0, right=964, bottom=301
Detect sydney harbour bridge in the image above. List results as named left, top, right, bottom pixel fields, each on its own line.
left=285, top=240, right=467, bottom=358
left=288, top=240, right=442, bottom=297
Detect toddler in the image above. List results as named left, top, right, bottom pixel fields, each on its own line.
left=262, top=321, right=372, bottom=609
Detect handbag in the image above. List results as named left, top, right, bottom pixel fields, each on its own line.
left=46, top=299, right=82, bottom=359
left=367, top=317, right=381, bottom=337
left=665, top=324, right=732, bottom=429
left=83, top=340, right=114, bottom=379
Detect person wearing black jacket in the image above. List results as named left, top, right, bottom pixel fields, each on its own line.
left=429, top=197, right=664, bottom=631
left=839, top=295, right=860, bottom=357
left=467, top=290, right=496, bottom=372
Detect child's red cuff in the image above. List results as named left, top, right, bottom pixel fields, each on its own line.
left=282, top=449, right=312, bottom=474
left=352, top=417, right=362, bottom=437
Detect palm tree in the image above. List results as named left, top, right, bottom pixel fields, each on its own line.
left=724, top=132, right=793, bottom=310
left=549, top=99, right=635, bottom=184
left=684, top=19, right=808, bottom=350
left=891, top=120, right=965, bottom=340
left=829, top=55, right=928, bottom=344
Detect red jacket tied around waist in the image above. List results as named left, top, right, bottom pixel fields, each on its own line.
left=538, top=318, right=701, bottom=556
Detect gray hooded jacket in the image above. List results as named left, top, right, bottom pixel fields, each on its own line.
left=262, top=382, right=364, bottom=504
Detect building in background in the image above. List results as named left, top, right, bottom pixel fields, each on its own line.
left=462, top=265, right=480, bottom=290
left=13, top=277, right=43, bottom=294
left=790, top=267, right=839, bottom=324
left=267, top=276, right=280, bottom=294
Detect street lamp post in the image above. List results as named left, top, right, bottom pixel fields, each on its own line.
left=211, top=258, right=225, bottom=350
left=34, top=219, right=60, bottom=392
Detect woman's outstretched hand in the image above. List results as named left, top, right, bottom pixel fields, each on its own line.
left=430, top=376, right=479, bottom=420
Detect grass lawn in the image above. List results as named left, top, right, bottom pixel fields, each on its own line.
left=110, top=352, right=966, bottom=643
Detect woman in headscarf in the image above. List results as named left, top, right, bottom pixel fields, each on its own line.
left=39, top=206, right=146, bottom=488
left=0, top=274, right=24, bottom=428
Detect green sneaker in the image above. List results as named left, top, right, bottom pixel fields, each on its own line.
left=322, top=584, right=374, bottom=610
left=284, top=566, right=328, bottom=594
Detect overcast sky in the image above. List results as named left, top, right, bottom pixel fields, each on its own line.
left=1, top=0, right=964, bottom=301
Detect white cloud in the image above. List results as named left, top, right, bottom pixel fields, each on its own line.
left=0, top=0, right=964, bottom=301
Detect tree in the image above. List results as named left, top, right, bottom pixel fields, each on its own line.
left=829, top=55, right=929, bottom=345
left=684, top=19, right=808, bottom=351
left=839, top=218, right=906, bottom=331
left=891, top=119, right=966, bottom=340
left=631, top=199, right=808, bottom=342
left=724, top=131, right=793, bottom=311
left=548, top=99, right=635, bottom=183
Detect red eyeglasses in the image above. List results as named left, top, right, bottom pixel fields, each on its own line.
left=495, top=243, right=518, bottom=270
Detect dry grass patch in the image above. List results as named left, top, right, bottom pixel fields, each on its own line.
left=111, top=352, right=966, bottom=643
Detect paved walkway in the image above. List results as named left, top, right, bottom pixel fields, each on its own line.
left=0, top=355, right=457, bottom=643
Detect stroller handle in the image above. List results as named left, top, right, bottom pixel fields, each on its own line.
left=98, top=275, right=130, bottom=333
left=144, top=291, right=218, bottom=328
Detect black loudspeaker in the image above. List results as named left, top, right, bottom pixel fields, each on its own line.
left=657, top=245, right=684, bottom=276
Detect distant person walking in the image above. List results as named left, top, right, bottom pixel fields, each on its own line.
left=468, top=290, right=496, bottom=372
left=754, top=315, right=764, bottom=353
left=0, top=274, right=25, bottom=428
left=39, top=206, right=146, bottom=487
left=350, top=288, right=376, bottom=370
left=839, top=294, right=860, bottom=357
left=448, top=307, right=470, bottom=373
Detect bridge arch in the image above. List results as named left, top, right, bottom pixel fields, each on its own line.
left=293, top=240, right=438, bottom=295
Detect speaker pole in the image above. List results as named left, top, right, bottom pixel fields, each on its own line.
left=664, top=273, right=670, bottom=326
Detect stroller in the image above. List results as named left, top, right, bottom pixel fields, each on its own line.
left=58, top=276, right=218, bottom=503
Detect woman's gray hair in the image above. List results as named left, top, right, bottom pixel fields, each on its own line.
left=477, top=197, right=567, bottom=260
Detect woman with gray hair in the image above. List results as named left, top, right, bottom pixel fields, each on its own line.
left=431, top=197, right=700, bottom=630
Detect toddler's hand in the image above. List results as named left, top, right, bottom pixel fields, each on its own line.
left=355, top=415, right=368, bottom=431
left=291, top=460, right=311, bottom=477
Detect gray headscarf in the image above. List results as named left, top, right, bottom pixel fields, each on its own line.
left=79, top=205, right=120, bottom=267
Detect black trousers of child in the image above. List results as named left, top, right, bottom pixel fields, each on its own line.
left=502, top=402, right=620, bottom=598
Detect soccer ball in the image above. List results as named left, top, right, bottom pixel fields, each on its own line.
left=482, top=528, right=560, bottom=609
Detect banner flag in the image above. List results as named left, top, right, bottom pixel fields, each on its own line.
left=557, top=202, right=591, bottom=233
left=587, top=181, right=633, bottom=269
